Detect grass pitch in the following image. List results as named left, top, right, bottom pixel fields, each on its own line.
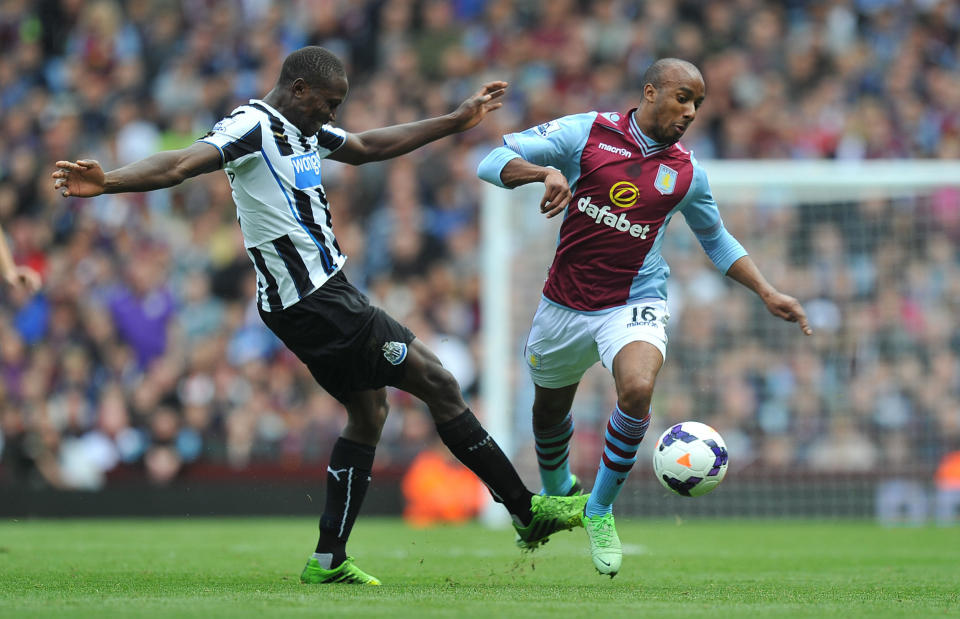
left=1, top=517, right=957, bottom=618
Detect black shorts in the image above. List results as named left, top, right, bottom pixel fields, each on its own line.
left=258, top=270, right=415, bottom=403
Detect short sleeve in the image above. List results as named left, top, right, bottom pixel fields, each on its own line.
left=198, top=109, right=263, bottom=166
left=315, top=124, right=346, bottom=156
left=477, top=112, right=595, bottom=189
left=502, top=112, right=597, bottom=169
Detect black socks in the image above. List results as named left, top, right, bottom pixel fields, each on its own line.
left=435, top=409, right=533, bottom=525
left=315, top=437, right=376, bottom=565
left=316, top=410, right=534, bottom=568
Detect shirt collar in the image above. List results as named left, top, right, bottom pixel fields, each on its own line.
left=625, top=109, right=670, bottom=157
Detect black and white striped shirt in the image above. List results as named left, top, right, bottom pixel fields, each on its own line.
left=199, top=99, right=347, bottom=312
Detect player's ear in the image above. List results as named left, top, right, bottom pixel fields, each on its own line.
left=292, top=78, right=308, bottom=97
left=643, top=83, right=657, bottom=103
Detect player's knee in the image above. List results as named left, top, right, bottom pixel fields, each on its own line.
left=397, top=342, right=466, bottom=418
left=617, top=377, right=655, bottom=417
left=427, top=362, right=462, bottom=400
left=532, top=401, right=571, bottom=427
left=421, top=363, right=466, bottom=416
left=347, top=396, right=389, bottom=442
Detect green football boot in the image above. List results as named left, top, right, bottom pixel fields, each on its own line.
left=583, top=512, right=622, bottom=577
left=514, top=493, right=589, bottom=550
left=300, top=556, right=381, bottom=585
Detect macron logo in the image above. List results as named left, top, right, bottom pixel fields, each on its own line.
left=599, top=143, right=632, bottom=158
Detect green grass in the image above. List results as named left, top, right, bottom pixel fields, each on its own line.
left=1, top=518, right=958, bottom=618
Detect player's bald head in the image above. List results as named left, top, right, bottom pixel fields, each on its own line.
left=278, top=46, right=346, bottom=88
left=641, top=58, right=703, bottom=91
left=635, top=58, right=705, bottom=144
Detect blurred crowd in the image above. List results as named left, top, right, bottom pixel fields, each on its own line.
left=0, top=0, right=958, bottom=491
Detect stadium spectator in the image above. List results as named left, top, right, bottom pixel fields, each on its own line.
left=0, top=221, right=41, bottom=296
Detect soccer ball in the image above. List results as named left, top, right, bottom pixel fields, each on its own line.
left=652, top=421, right=729, bottom=497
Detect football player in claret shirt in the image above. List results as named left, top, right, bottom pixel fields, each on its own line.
left=478, top=58, right=812, bottom=577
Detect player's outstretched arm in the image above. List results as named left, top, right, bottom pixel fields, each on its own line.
left=329, top=81, right=508, bottom=165
left=52, top=142, right=222, bottom=198
left=499, top=158, right=572, bottom=219
left=726, top=256, right=812, bottom=336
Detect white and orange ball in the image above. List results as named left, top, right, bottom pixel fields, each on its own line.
left=652, top=421, right=729, bottom=497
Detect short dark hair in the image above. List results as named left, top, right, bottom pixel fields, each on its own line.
left=277, top=46, right=345, bottom=87
left=642, top=58, right=702, bottom=89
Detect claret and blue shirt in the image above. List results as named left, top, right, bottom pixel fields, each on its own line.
left=478, top=110, right=747, bottom=313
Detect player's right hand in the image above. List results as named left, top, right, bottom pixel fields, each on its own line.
left=52, top=159, right=106, bottom=198
left=540, top=169, right=572, bottom=218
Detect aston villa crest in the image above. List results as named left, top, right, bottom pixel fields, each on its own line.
left=654, top=164, right=678, bottom=195
left=382, top=341, right=408, bottom=365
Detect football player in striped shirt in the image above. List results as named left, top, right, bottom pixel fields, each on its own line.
left=479, top=58, right=812, bottom=577
left=53, top=46, right=588, bottom=585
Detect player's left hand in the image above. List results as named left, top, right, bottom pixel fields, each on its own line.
left=52, top=159, right=107, bottom=198
left=763, top=292, right=813, bottom=335
left=450, top=81, right=508, bottom=131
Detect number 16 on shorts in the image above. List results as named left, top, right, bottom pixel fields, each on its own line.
left=628, top=304, right=667, bottom=327
left=598, top=299, right=670, bottom=368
